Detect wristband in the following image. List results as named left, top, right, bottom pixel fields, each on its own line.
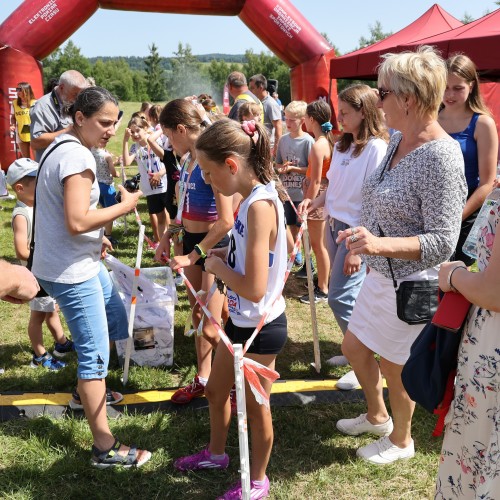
left=194, top=244, right=207, bottom=259
left=448, top=265, right=467, bottom=292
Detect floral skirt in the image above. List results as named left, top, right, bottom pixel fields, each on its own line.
left=435, top=306, right=500, bottom=499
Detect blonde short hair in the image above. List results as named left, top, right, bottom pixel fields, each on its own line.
left=378, top=45, right=447, bottom=118
left=285, top=100, right=307, bottom=118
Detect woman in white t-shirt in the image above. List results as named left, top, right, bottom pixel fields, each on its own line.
left=299, top=84, right=388, bottom=386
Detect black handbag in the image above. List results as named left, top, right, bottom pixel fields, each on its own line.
left=379, top=225, right=439, bottom=325
left=27, top=139, right=79, bottom=297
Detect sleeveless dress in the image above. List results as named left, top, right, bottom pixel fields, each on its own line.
left=435, top=198, right=500, bottom=499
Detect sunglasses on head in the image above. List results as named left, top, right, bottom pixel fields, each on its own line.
left=378, top=88, right=393, bottom=101
left=15, top=87, right=22, bottom=91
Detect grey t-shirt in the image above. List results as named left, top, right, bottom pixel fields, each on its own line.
left=227, top=90, right=261, bottom=121
left=30, top=91, right=73, bottom=162
left=32, top=134, right=103, bottom=284
left=275, top=133, right=315, bottom=202
left=262, top=95, right=282, bottom=137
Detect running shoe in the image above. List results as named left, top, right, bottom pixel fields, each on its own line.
left=171, top=375, right=205, bottom=404
left=217, top=476, right=270, bottom=499
left=299, top=286, right=328, bottom=304
left=30, top=352, right=66, bottom=371
left=53, top=339, right=75, bottom=358
left=174, top=446, right=229, bottom=471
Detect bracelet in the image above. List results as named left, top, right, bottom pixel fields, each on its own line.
left=194, top=244, right=207, bottom=259
left=448, top=265, right=467, bottom=292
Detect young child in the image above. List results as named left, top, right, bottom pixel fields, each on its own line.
left=238, top=101, right=262, bottom=123
left=154, top=99, right=234, bottom=404
left=174, top=119, right=288, bottom=500
left=92, top=146, right=119, bottom=245
left=275, top=101, right=315, bottom=267
left=122, top=115, right=168, bottom=244
left=297, top=100, right=335, bottom=304
left=8, top=158, right=73, bottom=370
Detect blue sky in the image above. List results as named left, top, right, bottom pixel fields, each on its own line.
left=0, top=1, right=496, bottom=58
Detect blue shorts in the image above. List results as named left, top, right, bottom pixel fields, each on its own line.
left=37, top=262, right=128, bottom=380
left=98, top=182, right=118, bottom=208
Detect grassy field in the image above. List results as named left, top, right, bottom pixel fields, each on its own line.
left=0, top=103, right=441, bottom=499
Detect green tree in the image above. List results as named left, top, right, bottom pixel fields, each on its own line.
left=205, top=59, right=241, bottom=99
left=42, top=40, right=92, bottom=85
left=166, top=43, right=208, bottom=99
left=144, top=43, right=166, bottom=101
left=461, top=12, right=475, bottom=24
left=357, top=21, right=392, bottom=49
left=91, top=58, right=135, bottom=101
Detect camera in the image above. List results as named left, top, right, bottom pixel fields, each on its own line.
left=116, top=173, right=141, bottom=202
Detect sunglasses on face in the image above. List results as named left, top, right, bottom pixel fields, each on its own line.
left=378, top=88, right=393, bottom=101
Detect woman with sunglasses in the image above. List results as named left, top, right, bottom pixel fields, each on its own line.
left=10, top=82, right=36, bottom=158
left=438, top=54, right=498, bottom=267
left=335, top=46, right=467, bottom=465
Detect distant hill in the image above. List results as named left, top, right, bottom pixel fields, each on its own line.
left=87, top=54, right=245, bottom=71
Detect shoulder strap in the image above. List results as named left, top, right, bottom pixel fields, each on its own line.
left=27, top=139, right=79, bottom=270
left=378, top=224, right=398, bottom=290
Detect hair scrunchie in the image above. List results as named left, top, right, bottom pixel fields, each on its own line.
left=241, top=120, right=259, bottom=144
left=321, top=121, right=333, bottom=133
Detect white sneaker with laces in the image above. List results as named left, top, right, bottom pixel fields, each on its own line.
left=336, top=413, right=393, bottom=436
left=356, top=436, right=415, bottom=465
left=326, top=355, right=349, bottom=367
left=336, top=370, right=360, bottom=390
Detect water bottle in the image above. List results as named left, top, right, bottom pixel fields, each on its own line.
left=462, top=186, right=500, bottom=259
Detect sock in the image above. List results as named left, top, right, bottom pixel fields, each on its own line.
left=34, top=352, right=47, bottom=361
left=251, top=478, right=267, bottom=487
left=209, top=452, right=226, bottom=460
left=198, top=375, right=208, bottom=386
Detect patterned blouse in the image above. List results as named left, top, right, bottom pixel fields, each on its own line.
left=360, top=132, right=467, bottom=279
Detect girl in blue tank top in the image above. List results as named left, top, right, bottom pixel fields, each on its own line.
left=439, top=54, right=498, bottom=266
left=153, top=99, right=234, bottom=405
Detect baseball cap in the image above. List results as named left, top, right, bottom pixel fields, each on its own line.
left=6, top=158, right=38, bottom=186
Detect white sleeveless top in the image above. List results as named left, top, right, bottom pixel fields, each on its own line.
left=226, top=182, right=287, bottom=328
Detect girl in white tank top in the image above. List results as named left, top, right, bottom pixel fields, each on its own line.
left=173, top=119, right=287, bottom=499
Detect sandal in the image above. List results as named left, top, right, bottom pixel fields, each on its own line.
left=91, top=439, right=152, bottom=469
left=69, top=387, right=124, bottom=410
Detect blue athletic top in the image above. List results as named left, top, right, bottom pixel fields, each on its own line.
left=449, top=113, right=480, bottom=192
left=179, top=158, right=218, bottom=222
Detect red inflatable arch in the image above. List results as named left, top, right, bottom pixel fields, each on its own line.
left=0, top=0, right=336, bottom=168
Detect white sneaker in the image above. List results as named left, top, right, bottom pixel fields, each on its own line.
left=336, top=413, right=394, bottom=436
left=326, top=355, right=349, bottom=366
left=336, top=370, right=360, bottom=390
left=356, top=436, right=415, bottom=465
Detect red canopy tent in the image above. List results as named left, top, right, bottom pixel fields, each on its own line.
left=400, top=8, right=500, bottom=77
left=330, top=4, right=462, bottom=80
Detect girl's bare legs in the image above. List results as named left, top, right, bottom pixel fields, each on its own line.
left=205, top=346, right=277, bottom=481
left=308, top=219, right=330, bottom=293
left=149, top=212, right=159, bottom=243
left=157, top=209, right=167, bottom=242
left=28, top=310, right=50, bottom=357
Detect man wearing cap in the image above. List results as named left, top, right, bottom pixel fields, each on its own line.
left=226, top=71, right=263, bottom=122
left=30, top=70, right=88, bottom=161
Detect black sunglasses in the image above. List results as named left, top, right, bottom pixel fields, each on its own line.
left=378, top=88, right=393, bottom=101
left=15, top=87, right=22, bottom=91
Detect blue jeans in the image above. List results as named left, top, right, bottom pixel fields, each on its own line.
left=325, top=217, right=366, bottom=334
left=37, top=262, right=128, bottom=380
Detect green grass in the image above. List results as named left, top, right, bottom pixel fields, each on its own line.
left=0, top=104, right=441, bottom=499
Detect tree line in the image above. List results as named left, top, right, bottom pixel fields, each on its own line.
left=42, top=41, right=292, bottom=104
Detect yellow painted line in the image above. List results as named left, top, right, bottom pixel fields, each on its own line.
left=0, top=379, right=387, bottom=407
